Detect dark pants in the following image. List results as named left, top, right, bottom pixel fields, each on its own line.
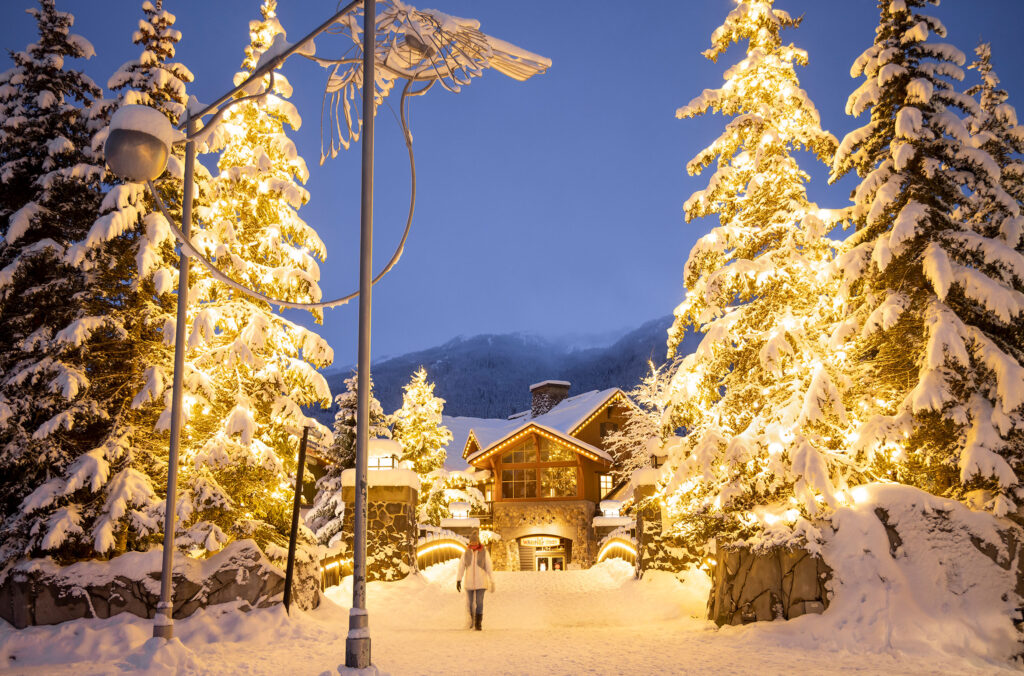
left=466, top=588, right=485, bottom=616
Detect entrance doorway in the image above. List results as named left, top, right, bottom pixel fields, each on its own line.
left=535, top=554, right=565, bottom=571
left=517, top=535, right=571, bottom=571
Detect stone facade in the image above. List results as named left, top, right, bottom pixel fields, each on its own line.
left=707, top=544, right=832, bottom=626
left=342, top=484, right=418, bottom=582
left=530, top=382, right=571, bottom=417
left=490, top=500, right=596, bottom=570
left=634, top=483, right=697, bottom=576
left=0, top=539, right=320, bottom=628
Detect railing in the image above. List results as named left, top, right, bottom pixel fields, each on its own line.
left=416, top=532, right=467, bottom=569
left=469, top=500, right=494, bottom=525
left=319, top=552, right=353, bottom=589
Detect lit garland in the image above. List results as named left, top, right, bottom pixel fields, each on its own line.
left=596, top=539, right=637, bottom=564
left=568, top=391, right=639, bottom=437
left=467, top=424, right=609, bottom=468
left=416, top=541, right=467, bottom=559
left=463, top=390, right=634, bottom=461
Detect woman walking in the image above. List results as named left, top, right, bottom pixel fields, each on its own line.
left=456, top=531, right=495, bottom=630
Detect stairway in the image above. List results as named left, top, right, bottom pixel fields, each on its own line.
left=518, top=543, right=535, bottom=571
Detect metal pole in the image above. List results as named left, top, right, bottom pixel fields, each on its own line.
left=346, top=0, right=375, bottom=668
left=153, top=115, right=197, bottom=640
left=284, top=427, right=310, bottom=614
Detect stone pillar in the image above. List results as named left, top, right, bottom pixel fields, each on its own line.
left=342, top=484, right=418, bottom=582
left=634, top=483, right=696, bottom=577
left=706, top=543, right=831, bottom=626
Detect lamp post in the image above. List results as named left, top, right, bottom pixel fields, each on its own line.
left=347, top=0, right=375, bottom=666
left=103, top=0, right=549, bottom=663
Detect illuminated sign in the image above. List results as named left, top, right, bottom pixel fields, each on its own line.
left=521, top=536, right=560, bottom=548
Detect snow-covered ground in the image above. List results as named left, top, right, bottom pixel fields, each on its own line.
left=0, top=558, right=1016, bottom=675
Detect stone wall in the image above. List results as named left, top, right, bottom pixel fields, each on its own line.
left=342, top=484, right=418, bottom=582
left=706, top=544, right=831, bottom=626
left=634, top=484, right=697, bottom=576
left=490, top=500, right=595, bottom=570
left=0, top=539, right=320, bottom=628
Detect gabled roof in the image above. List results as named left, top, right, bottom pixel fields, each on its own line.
left=461, top=387, right=634, bottom=466
left=466, top=422, right=611, bottom=467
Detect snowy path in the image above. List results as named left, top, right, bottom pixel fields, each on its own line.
left=0, top=560, right=1016, bottom=675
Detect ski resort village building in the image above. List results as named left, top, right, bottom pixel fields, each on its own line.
left=450, top=381, right=638, bottom=572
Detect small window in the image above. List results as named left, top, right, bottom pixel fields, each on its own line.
left=368, top=455, right=395, bottom=470
left=599, top=474, right=613, bottom=497
left=599, top=422, right=619, bottom=437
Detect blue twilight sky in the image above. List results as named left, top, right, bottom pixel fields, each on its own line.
left=3, top=1, right=1024, bottom=367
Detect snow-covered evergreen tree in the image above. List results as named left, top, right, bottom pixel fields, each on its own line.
left=829, top=0, right=1024, bottom=515
left=391, top=367, right=451, bottom=476
left=964, top=44, right=1024, bottom=243
left=417, top=468, right=487, bottom=527
left=7, top=0, right=201, bottom=562
left=156, top=0, right=334, bottom=553
left=327, top=371, right=390, bottom=471
left=603, top=361, right=672, bottom=484
left=657, top=0, right=850, bottom=551
left=0, top=0, right=115, bottom=564
left=307, top=371, right=389, bottom=546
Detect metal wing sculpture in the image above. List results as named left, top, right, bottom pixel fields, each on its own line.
left=307, top=0, right=551, bottom=163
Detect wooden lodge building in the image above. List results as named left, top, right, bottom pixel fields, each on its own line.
left=452, top=380, right=636, bottom=572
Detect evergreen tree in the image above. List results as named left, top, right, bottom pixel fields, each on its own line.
left=307, top=371, right=389, bottom=546
left=391, top=367, right=451, bottom=476
left=603, top=361, right=672, bottom=484
left=657, top=0, right=850, bottom=550
left=964, top=44, right=1024, bottom=245
left=829, top=0, right=1024, bottom=515
left=159, top=0, right=333, bottom=553
left=8, top=0, right=201, bottom=562
left=417, top=468, right=487, bottom=527
left=0, top=0, right=115, bottom=563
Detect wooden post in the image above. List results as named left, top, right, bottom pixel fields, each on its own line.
left=284, top=427, right=310, bottom=614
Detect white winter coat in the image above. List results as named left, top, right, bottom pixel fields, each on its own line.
left=457, top=546, right=494, bottom=591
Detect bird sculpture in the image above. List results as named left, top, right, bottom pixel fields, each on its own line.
left=307, top=0, right=551, bottom=162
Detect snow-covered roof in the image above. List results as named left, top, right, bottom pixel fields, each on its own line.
left=442, top=416, right=510, bottom=470
left=369, top=438, right=402, bottom=458
left=460, top=388, right=628, bottom=466
left=341, top=467, right=420, bottom=491
left=530, top=379, right=571, bottom=390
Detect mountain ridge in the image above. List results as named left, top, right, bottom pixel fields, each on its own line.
left=315, top=315, right=695, bottom=422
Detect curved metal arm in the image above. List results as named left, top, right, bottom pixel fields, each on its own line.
left=177, top=0, right=363, bottom=130
left=182, top=73, right=275, bottom=145
left=146, top=81, right=420, bottom=311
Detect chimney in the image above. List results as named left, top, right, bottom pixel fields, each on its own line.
left=530, top=380, right=571, bottom=417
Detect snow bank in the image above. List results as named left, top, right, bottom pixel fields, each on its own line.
left=734, top=483, right=1022, bottom=664
left=439, top=517, right=479, bottom=528
left=326, top=558, right=708, bottom=632
left=593, top=516, right=633, bottom=528
left=1, top=550, right=1014, bottom=675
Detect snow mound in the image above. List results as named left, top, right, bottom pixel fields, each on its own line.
left=737, top=483, right=1022, bottom=665
left=326, top=558, right=709, bottom=631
